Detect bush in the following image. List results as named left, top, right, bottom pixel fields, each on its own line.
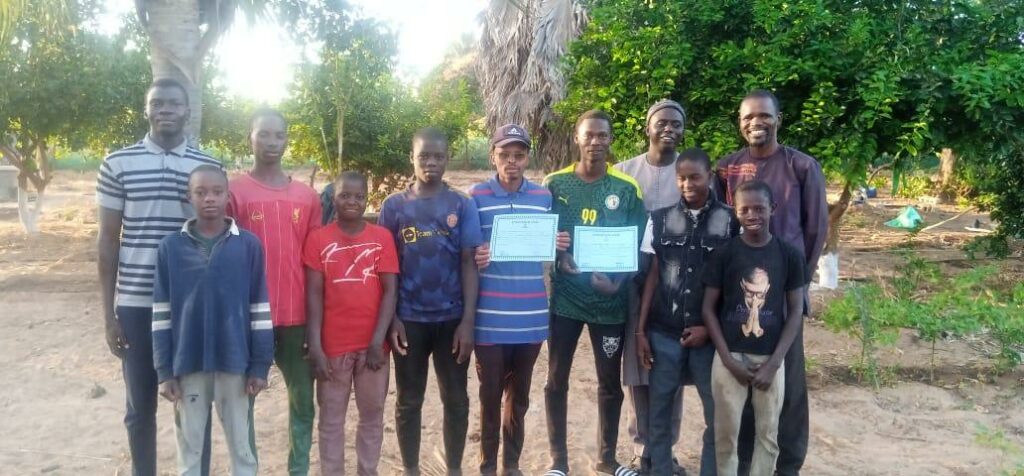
left=823, top=254, right=1023, bottom=385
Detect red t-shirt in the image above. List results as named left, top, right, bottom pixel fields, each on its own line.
left=302, top=223, right=400, bottom=357
left=228, top=175, right=322, bottom=327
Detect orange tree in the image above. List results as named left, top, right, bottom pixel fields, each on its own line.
left=560, top=0, right=1024, bottom=254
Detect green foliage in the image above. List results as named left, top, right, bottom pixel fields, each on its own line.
left=0, top=2, right=149, bottom=154
left=283, top=8, right=484, bottom=204
left=562, top=0, right=1024, bottom=245
left=824, top=254, right=1024, bottom=385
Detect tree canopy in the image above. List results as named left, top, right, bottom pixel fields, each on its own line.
left=560, top=0, right=1024, bottom=250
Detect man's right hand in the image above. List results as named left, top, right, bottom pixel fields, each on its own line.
left=557, top=254, right=581, bottom=275
left=636, top=333, right=654, bottom=370
left=724, top=356, right=754, bottom=385
left=159, top=379, right=182, bottom=402
left=309, top=348, right=333, bottom=381
left=474, top=242, right=491, bottom=269
left=388, top=319, right=409, bottom=356
left=104, top=316, right=128, bottom=358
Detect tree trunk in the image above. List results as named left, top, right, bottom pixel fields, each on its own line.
left=824, top=181, right=853, bottom=254
left=337, top=108, right=344, bottom=171
left=938, top=148, right=957, bottom=203
left=16, top=175, right=44, bottom=234
left=141, top=0, right=233, bottom=145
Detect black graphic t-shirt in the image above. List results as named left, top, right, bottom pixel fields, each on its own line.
left=702, top=236, right=805, bottom=355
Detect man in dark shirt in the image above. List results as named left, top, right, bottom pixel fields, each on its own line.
left=716, top=89, right=827, bottom=475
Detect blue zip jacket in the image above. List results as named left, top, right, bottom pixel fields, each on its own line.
left=152, top=218, right=274, bottom=382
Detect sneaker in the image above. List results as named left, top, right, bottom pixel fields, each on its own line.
left=593, top=461, right=640, bottom=476
left=544, top=469, right=570, bottom=476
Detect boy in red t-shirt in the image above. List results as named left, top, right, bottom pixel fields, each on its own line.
left=304, top=171, right=399, bottom=475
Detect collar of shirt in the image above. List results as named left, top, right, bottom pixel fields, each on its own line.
left=485, top=174, right=530, bottom=197
left=180, top=217, right=240, bottom=239
left=143, top=134, right=188, bottom=157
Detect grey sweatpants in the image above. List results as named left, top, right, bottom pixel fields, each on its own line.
left=175, top=372, right=258, bottom=476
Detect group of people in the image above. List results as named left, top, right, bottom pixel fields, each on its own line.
left=96, top=78, right=827, bottom=476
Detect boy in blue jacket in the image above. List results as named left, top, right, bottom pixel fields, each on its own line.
left=152, top=164, right=274, bottom=476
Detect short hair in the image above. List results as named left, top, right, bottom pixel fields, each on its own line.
left=412, top=127, right=448, bottom=147
left=188, top=164, right=228, bottom=187
left=148, top=78, right=189, bottom=106
left=676, top=147, right=712, bottom=172
left=249, top=108, right=288, bottom=131
left=734, top=179, right=774, bottom=204
left=574, top=109, right=613, bottom=133
left=742, top=89, right=781, bottom=115
left=335, top=170, right=368, bottom=189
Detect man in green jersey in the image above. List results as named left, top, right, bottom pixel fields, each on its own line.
left=543, top=109, right=647, bottom=476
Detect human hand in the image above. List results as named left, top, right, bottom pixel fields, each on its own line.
left=752, top=360, right=780, bottom=391
left=724, top=356, right=754, bottom=385
left=637, top=334, right=654, bottom=370
left=590, top=272, right=621, bottom=295
left=310, top=348, right=333, bottom=381
left=557, top=254, right=581, bottom=275
left=452, top=321, right=474, bottom=364
left=159, top=378, right=182, bottom=402
left=681, top=326, right=709, bottom=347
left=246, top=377, right=268, bottom=396
left=105, top=315, right=128, bottom=358
left=555, top=231, right=571, bottom=252
left=474, top=243, right=491, bottom=269
left=365, top=344, right=387, bottom=371
left=389, top=319, right=408, bottom=356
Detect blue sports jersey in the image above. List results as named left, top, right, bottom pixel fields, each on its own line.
left=378, top=184, right=483, bottom=322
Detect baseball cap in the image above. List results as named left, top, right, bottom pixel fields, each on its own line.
left=491, top=124, right=532, bottom=149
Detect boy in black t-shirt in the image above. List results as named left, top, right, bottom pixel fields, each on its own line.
left=701, top=180, right=806, bottom=476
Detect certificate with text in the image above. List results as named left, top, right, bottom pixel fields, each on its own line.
left=573, top=225, right=638, bottom=273
left=490, top=214, right=559, bottom=262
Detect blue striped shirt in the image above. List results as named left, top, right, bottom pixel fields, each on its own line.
left=469, top=176, right=552, bottom=344
left=95, top=135, right=220, bottom=307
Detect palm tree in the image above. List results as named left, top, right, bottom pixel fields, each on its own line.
left=478, top=0, right=587, bottom=171
left=135, top=0, right=268, bottom=143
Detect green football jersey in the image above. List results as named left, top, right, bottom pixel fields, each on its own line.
left=544, top=164, right=647, bottom=324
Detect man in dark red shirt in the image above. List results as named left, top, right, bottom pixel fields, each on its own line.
left=716, top=89, right=828, bottom=476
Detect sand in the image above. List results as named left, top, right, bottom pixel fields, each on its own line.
left=0, top=170, right=1021, bottom=475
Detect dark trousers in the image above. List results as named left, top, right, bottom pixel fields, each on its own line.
left=648, top=330, right=716, bottom=476
left=738, top=323, right=808, bottom=476
left=393, top=319, right=470, bottom=471
left=545, top=314, right=626, bottom=470
left=475, top=343, right=542, bottom=474
left=118, top=306, right=211, bottom=476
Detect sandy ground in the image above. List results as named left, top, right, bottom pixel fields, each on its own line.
left=0, top=170, right=1022, bottom=475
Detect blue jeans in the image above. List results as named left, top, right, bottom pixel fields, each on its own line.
left=118, top=306, right=211, bottom=476
left=648, top=330, right=716, bottom=476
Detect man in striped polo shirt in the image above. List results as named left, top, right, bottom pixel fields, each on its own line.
left=97, top=79, right=220, bottom=476
left=469, top=124, right=569, bottom=476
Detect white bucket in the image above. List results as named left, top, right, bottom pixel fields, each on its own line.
left=817, top=252, right=839, bottom=289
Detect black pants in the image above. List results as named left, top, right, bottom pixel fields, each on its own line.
left=475, top=343, right=542, bottom=474
left=545, top=314, right=626, bottom=470
left=393, top=319, right=471, bottom=471
left=118, top=306, right=211, bottom=476
left=738, top=322, right=808, bottom=476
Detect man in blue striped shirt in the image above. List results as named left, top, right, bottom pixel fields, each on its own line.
left=469, top=124, right=568, bottom=476
left=96, top=79, right=220, bottom=476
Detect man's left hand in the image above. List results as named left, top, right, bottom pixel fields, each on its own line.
left=452, top=321, right=474, bottom=364
left=246, top=377, right=268, bottom=396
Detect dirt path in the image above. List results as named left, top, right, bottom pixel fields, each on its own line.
left=0, top=171, right=1021, bottom=475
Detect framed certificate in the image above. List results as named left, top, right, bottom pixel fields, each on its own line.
left=573, top=225, right=638, bottom=272
left=490, top=213, right=559, bottom=262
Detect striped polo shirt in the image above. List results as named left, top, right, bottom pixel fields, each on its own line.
left=95, top=135, right=220, bottom=308
left=469, top=176, right=552, bottom=344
